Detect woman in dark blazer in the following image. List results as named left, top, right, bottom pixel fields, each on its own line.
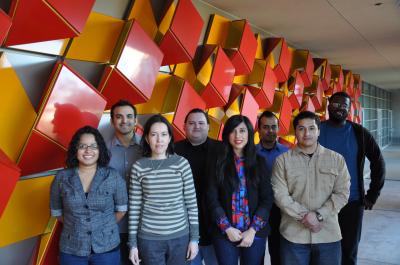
left=207, top=115, right=273, bottom=265
left=50, top=126, right=127, bottom=265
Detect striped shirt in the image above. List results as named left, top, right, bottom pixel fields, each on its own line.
left=128, top=154, right=199, bottom=248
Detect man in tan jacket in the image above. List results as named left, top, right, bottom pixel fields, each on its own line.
left=272, top=111, right=350, bottom=265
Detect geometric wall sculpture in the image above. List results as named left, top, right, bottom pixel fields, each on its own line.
left=5, top=0, right=95, bottom=46
left=0, top=175, right=54, bottom=247
left=329, top=64, right=344, bottom=93
left=65, top=12, right=125, bottom=63
left=264, top=38, right=292, bottom=83
left=127, top=0, right=159, bottom=39
left=34, top=219, right=62, bottom=265
left=17, top=130, right=66, bottom=176
left=353, top=74, right=362, bottom=101
left=35, top=63, right=106, bottom=148
left=291, top=49, right=314, bottom=87
left=313, top=58, right=331, bottom=91
left=268, top=91, right=293, bottom=136
left=0, top=148, right=20, bottom=218
left=99, top=20, right=163, bottom=109
left=158, top=0, right=204, bottom=65
left=343, top=69, right=354, bottom=97
left=160, top=76, right=206, bottom=141
left=223, top=20, right=257, bottom=75
left=194, top=45, right=235, bottom=108
left=0, top=52, right=37, bottom=162
left=0, top=9, right=12, bottom=45
left=247, top=61, right=277, bottom=109
left=288, top=71, right=305, bottom=109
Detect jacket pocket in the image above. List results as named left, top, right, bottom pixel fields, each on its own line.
left=318, top=167, right=338, bottom=193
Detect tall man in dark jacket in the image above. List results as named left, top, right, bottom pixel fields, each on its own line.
left=319, top=92, right=385, bottom=265
left=175, top=108, right=221, bottom=265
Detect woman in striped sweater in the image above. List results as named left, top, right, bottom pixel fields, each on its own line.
left=128, top=114, right=199, bottom=265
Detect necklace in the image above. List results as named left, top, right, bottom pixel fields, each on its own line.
left=149, top=158, right=166, bottom=175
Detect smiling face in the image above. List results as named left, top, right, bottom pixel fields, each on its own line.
left=145, top=122, right=171, bottom=159
left=228, top=122, right=249, bottom=157
left=328, top=95, right=351, bottom=123
left=295, top=118, right=320, bottom=153
left=111, top=105, right=136, bottom=136
left=76, top=133, right=99, bottom=167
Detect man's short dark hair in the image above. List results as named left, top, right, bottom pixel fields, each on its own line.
left=184, top=108, right=209, bottom=124
left=293, top=111, right=321, bottom=130
left=257, top=111, right=278, bottom=128
left=110, top=100, right=137, bottom=119
left=330, top=91, right=351, bottom=103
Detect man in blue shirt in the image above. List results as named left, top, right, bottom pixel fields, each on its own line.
left=256, top=111, right=289, bottom=265
left=106, top=100, right=142, bottom=265
left=319, top=92, right=385, bottom=265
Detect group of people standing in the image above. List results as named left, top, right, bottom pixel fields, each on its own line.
left=50, top=91, right=385, bottom=265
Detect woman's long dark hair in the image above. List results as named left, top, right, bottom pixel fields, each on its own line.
left=141, top=114, right=175, bottom=157
left=216, top=115, right=260, bottom=189
left=66, top=126, right=110, bottom=168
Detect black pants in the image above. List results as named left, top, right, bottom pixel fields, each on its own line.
left=120, top=233, right=132, bottom=265
left=263, top=203, right=282, bottom=265
left=339, top=200, right=364, bottom=265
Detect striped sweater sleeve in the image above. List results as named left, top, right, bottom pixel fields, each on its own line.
left=180, top=158, right=200, bottom=242
left=128, top=162, right=142, bottom=248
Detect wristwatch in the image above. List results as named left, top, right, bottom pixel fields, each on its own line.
left=316, top=211, right=323, bottom=222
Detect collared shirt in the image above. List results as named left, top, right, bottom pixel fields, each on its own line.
left=107, top=134, right=142, bottom=233
left=256, top=142, right=289, bottom=175
left=272, top=144, right=350, bottom=244
left=50, top=167, right=128, bottom=256
left=107, top=134, right=142, bottom=182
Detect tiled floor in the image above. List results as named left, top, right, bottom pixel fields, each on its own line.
left=263, top=145, right=400, bottom=265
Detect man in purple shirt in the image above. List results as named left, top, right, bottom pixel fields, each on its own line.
left=256, top=111, right=289, bottom=265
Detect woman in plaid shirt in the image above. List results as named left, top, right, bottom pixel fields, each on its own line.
left=207, top=115, right=274, bottom=265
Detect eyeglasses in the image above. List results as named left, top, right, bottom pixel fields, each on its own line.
left=77, top=143, right=99, bottom=150
left=330, top=102, right=349, bottom=109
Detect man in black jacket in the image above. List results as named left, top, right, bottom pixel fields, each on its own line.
left=319, top=92, right=385, bottom=265
left=175, top=108, right=221, bottom=265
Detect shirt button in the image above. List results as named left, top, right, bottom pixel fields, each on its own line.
left=86, top=218, right=91, bottom=222
left=87, top=231, right=92, bottom=235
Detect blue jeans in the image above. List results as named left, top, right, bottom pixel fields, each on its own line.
left=280, top=237, right=341, bottom=265
left=190, top=245, right=218, bottom=265
left=213, top=237, right=266, bottom=265
left=138, top=234, right=189, bottom=265
left=59, top=247, right=120, bottom=265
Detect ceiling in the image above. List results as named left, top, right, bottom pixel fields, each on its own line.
left=201, top=0, right=400, bottom=91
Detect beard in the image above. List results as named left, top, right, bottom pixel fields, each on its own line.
left=329, top=110, right=347, bottom=123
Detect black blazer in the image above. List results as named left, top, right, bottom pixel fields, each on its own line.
left=206, top=154, right=274, bottom=239
left=175, top=138, right=223, bottom=245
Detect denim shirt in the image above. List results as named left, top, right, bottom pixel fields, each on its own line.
left=50, top=167, right=128, bottom=256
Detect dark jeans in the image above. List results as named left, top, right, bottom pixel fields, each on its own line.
left=280, top=237, right=341, bottom=265
left=60, top=247, right=120, bottom=265
left=138, top=234, right=189, bottom=265
left=120, top=233, right=132, bottom=265
left=213, top=237, right=266, bottom=265
left=267, top=203, right=282, bottom=265
left=339, top=200, right=364, bottom=265
left=190, top=244, right=218, bottom=265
